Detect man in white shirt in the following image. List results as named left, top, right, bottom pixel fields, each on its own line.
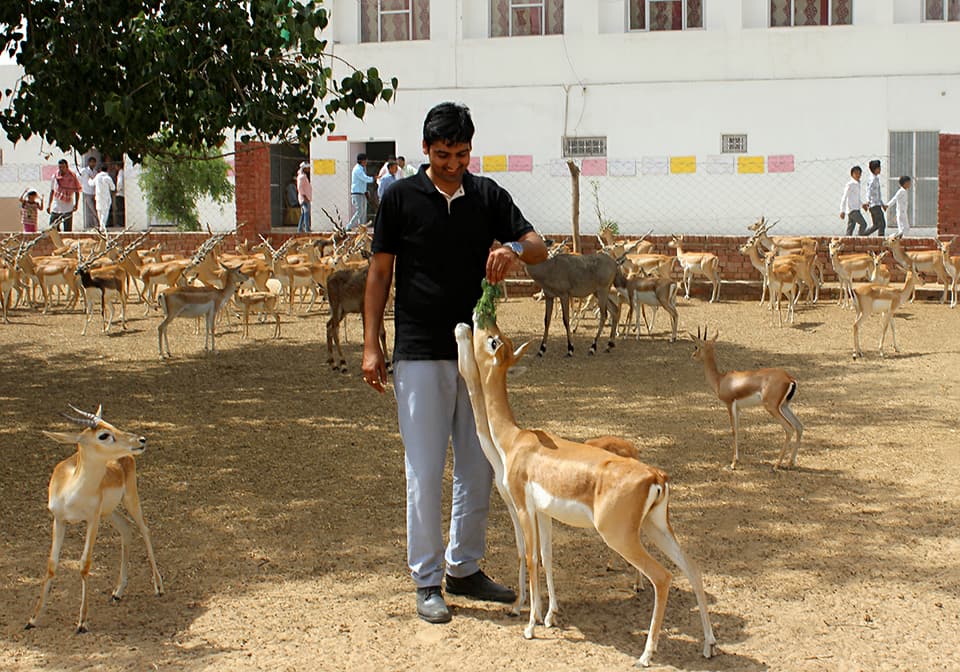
left=886, top=176, right=912, bottom=236
left=862, top=159, right=887, bottom=236
left=397, top=156, right=417, bottom=179
left=79, top=156, right=99, bottom=231
left=90, top=166, right=116, bottom=232
left=839, top=165, right=868, bottom=236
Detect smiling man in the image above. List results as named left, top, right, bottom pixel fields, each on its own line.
left=362, top=102, right=546, bottom=624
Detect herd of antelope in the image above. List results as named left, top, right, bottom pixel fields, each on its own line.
left=0, top=223, right=378, bottom=364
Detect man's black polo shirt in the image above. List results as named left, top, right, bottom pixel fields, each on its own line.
left=372, top=166, right=533, bottom=361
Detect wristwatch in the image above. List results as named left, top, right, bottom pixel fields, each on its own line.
left=503, top=241, right=523, bottom=257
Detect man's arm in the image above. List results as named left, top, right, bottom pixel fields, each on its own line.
left=362, top=252, right=395, bottom=393
left=486, top=230, right=547, bottom=284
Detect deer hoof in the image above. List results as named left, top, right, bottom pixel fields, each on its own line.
left=24, top=622, right=35, bottom=630
left=75, top=624, right=88, bottom=634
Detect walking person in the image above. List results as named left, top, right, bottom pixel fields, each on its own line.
left=377, top=160, right=400, bottom=200
left=362, top=102, right=547, bottom=624
left=296, top=162, right=312, bottom=233
left=46, top=159, right=81, bottom=232
left=887, top=176, right=912, bottom=236
left=348, top=153, right=374, bottom=230
left=19, top=189, right=43, bottom=233
left=840, top=165, right=868, bottom=236
left=90, top=165, right=116, bottom=232
left=79, top=156, right=99, bottom=231
left=862, top=159, right=887, bottom=236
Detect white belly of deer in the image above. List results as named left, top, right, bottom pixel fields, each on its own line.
left=528, top=482, right=595, bottom=529
left=736, top=392, right=763, bottom=409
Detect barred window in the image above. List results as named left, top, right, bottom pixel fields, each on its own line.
left=491, top=0, right=564, bottom=37
left=360, top=0, right=430, bottom=43
left=890, top=131, right=939, bottom=228
left=925, top=0, right=960, bottom=21
left=721, top=134, right=748, bottom=154
left=562, top=136, right=606, bottom=158
left=629, top=0, right=703, bottom=31
left=770, top=0, right=852, bottom=27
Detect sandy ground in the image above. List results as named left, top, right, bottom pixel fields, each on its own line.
left=0, top=290, right=958, bottom=672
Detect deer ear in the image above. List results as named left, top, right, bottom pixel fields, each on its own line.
left=711, top=330, right=719, bottom=341
left=42, top=430, right=81, bottom=445
left=512, top=340, right=533, bottom=362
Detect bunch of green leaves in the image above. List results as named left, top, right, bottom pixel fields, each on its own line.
left=0, top=1, right=397, bottom=161
left=138, top=142, right=233, bottom=231
left=473, top=279, right=502, bottom=329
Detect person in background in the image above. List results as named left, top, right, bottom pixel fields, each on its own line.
left=839, top=165, right=868, bottom=236
left=79, top=156, right=99, bottom=231
left=862, top=159, right=887, bottom=237
left=285, top=170, right=300, bottom=227
left=376, top=154, right=397, bottom=184
left=348, top=153, right=375, bottom=230
left=19, top=189, right=43, bottom=233
left=887, top=176, right=913, bottom=236
left=89, top=165, right=116, bottom=232
left=397, top=156, right=417, bottom=179
left=46, top=159, right=81, bottom=232
left=362, top=101, right=547, bottom=625
left=297, top=162, right=312, bottom=233
left=377, top=160, right=400, bottom=200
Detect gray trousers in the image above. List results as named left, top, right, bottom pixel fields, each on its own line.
left=863, top=206, right=886, bottom=236
left=845, top=209, right=868, bottom=236
left=393, top=359, right=493, bottom=588
left=82, top=194, right=97, bottom=230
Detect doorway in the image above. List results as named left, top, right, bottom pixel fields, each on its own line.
left=270, top=144, right=309, bottom=229
left=348, top=140, right=395, bottom=225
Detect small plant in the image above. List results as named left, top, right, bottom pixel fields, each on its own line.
left=590, top=180, right=619, bottom=236
left=474, top=279, right=502, bottom=329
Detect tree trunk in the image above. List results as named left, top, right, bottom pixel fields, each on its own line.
left=567, top=159, right=581, bottom=254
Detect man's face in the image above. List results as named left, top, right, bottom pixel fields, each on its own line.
left=88, top=159, right=96, bottom=169
left=422, top=140, right=471, bottom=189
left=398, top=158, right=406, bottom=168
left=58, top=162, right=68, bottom=175
left=388, top=164, right=398, bottom=175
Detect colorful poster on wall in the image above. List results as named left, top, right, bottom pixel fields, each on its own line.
left=508, top=155, right=533, bottom=172
left=608, top=159, right=637, bottom=177
left=670, top=156, right=696, bottom=174
left=468, top=156, right=482, bottom=173
left=737, top=156, right=765, bottom=174
left=767, top=155, right=795, bottom=173
left=40, top=165, right=60, bottom=181
left=581, top=158, right=607, bottom=176
left=483, top=155, right=507, bottom=172
left=313, top=159, right=336, bottom=175
left=641, top=156, right=669, bottom=175
left=703, top=155, right=735, bottom=175
left=550, top=158, right=573, bottom=176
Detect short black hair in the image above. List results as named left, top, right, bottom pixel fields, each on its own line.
left=899, top=175, right=912, bottom=187
left=357, top=153, right=367, bottom=163
left=868, top=159, right=881, bottom=172
left=397, top=155, right=406, bottom=161
left=57, top=159, right=68, bottom=165
left=850, top=165, right=862, bottom=176
left=87, top=157, right=97, bottom=164
left=423, top=102, right=475, bottom=147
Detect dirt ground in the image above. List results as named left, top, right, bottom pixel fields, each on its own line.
left=0, top=290, right=958, bottom=672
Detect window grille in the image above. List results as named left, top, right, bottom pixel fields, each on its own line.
left=925, top=0, right=960, bottom=21
left=769, top=0, right=852, bottom=27
left=889, top=131, right=939, bottom=228
left=562, top=136, right=607, bottom=158
left=721, top=134, right=748, bottom=154
left=491, top=0, right=564, bottom=37
left=628, top=0, right=703, bottom=31
left=360, top=0, right=430, bottom=43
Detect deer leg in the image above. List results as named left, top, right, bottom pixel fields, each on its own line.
left=728, top=402, right=740, bottom=469
left=852, top=310, right=865, bottom=359
left=326, top=314, right=338, bottom=369
left=27, top=517, right=66, bottom=629
left=108, top=512, right=132, bottom=601
left=538, top=296, right=553, bottom=357
left=642, top=502, right=717, bottom=660
left=536, top=513, right=559, bottom=628
left=559, top=297, right=575, bottom=357
left=121, top=484, right=164, bottom=596
left=887, top=310, right=902, bottom=354
left=780, top=403, right=803, bottom=467
left=76, top=516, right=101, bottom=633
left=517, top=507, right=541, bottom=640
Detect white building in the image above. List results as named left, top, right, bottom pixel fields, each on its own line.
left=313, top=0, right=960, bottom=236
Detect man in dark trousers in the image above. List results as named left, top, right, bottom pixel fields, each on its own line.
left=362, top=102, right=547, bottom=624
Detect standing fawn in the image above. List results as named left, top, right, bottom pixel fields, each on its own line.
left=27, top=405, right=163, bottom=633
left=690, top=327, right=802, bottom=469
left=852, top=271, right=916, bottom=359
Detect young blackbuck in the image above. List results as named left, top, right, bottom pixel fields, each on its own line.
left=455, top=317, right=716, bottom=668
left=852, top=270, right=916, bottom=359
left=668, top=234, right=721, bottom=302
left=27, top=405, right=163, bottom=633
left=157, top=264, right=247, bottom=358
left=690, top=327, right=802, bottom=469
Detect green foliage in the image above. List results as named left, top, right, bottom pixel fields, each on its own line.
left=138, top=144, right=233, bottom=231
left=590, top=180, right=619, bottom=235
left=474, top=279, right=502, bottom=329
left=0, top=1, right=397, bottom=161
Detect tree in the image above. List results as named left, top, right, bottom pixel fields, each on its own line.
left=0, top=1, right=396, bottom=161
left=138, top=143, right=233, bottom=231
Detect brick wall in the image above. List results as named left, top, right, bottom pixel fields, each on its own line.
left=939, top=134, right=960, bottom=238
left=234, top=142, right=271, bottom=238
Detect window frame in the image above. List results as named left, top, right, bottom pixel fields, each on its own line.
left=562, top=136, right=607, bottom=158
left=501, top=0, right=548, bottom=37
left=889, top=130, right=940, bottom=230
left=627, top=0, right=705, bottom=32
left=768, top=0, right=853, bottom=27
left=923, top=0, right=960, bottom=22
left=721, top=134, right=748, bottom=154
left=361, top=0, right=428, bottom=43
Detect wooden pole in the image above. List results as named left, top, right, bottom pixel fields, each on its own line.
left=566, top=159, right=581, bottom=254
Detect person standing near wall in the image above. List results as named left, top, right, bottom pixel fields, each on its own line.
left=46, top=159, right=81, bottom=232
left=377, top=160, right=400, bottom=199
left=361, top=101, right=547, bottom=625
left=90, top=165, right=116, bottom=232
left=862, top=159, right=887, bottom=236
left=887, top=176, right=912, bottom=236
left=79, top=156, right=99, bottom=231
left=19, top=189, right=43, bottom=233
left=840, top=165, right=868, bottom=236
left=348, top=153, right=375, bottom=230
left=297, top=162, right=312, bottom=233
left=397, top=156, right=417, bottom=179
